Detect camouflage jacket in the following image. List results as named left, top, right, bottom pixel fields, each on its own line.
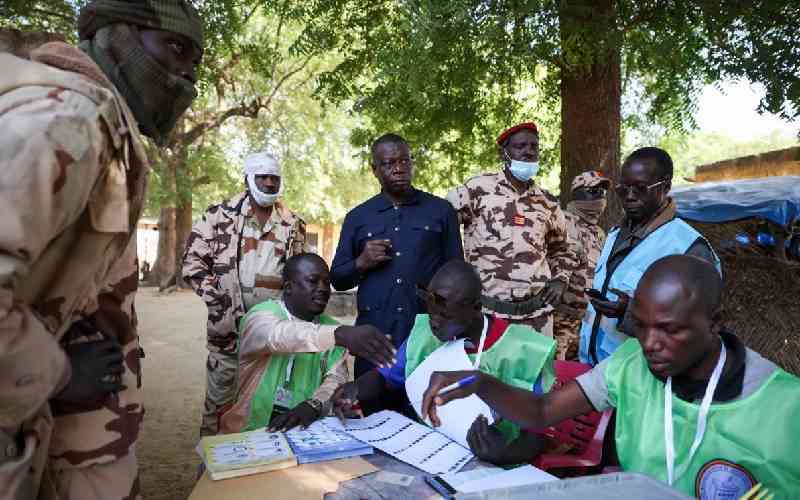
left=0, top=42, right=147, bottom=496
left=182, top=192, right=306, bottom=354
left=557, top=209, right=606, bottom=319
left=447, top=170, right=577, bottom=320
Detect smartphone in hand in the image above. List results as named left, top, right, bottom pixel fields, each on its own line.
left=584, top=288, right=605, bottom=301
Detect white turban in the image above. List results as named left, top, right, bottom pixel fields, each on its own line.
left=243, top=152, right=281, bottom=177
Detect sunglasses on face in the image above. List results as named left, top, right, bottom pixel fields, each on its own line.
left=614, top=179, right=667, bottom=197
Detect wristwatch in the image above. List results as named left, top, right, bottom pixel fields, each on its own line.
left=307, top=398, right=324, bottom=416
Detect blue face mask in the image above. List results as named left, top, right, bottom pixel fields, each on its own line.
left=508, top=159, right=540, bottom=182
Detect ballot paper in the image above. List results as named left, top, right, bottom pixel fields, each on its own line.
left=404, top=339, right=495, bottom=448
left=428, top=464, right=556, bottom=498
left=456, top=465, right=557, bottom=492
left=321, top=412, right=473, bottom=475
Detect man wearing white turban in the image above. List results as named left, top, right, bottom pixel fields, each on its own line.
left=182, top=151, right=307, bottom=437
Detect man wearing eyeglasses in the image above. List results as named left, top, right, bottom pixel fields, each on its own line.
left=447, top=122, right=577, bottom=337
left=329, top=260, right=556, bottom=466
left=579, top=147, right=720, bottom=365
left=553, top=171, right=611, bottom=360
left=331, top=134, right=463, bottom=387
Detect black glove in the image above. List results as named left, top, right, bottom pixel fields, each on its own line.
left=53, top=323, right=125, bottom=405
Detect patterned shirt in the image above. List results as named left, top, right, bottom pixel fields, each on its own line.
left=239, top=197, right=296, bottom=310
left=447, top=171, right=577, bottom=320
left=557, top=209, right=606, bottom=318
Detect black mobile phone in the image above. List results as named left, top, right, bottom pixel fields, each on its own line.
left=584, top=288, right=604, bottom=300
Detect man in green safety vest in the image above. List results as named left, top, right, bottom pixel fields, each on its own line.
left=330, top=260, right=558, bottom=466
left=422, top=255, right=800, bottom=499
left=219, top=253, right=396, bottom=433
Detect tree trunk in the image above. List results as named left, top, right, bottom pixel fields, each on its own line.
left=150, top=157, right=177, bottom=289
left=174, top=153, right=193, bottom=289
left=150, top=206, right=176, bottom=288
left=559, top=0, right=622, bottom=228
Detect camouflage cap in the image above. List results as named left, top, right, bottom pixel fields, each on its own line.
left=571, top=170, right=611, bottom=192
left=78, top=0, right=203, bottom=49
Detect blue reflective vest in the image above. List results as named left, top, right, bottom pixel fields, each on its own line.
left=578, top=218, right=720, bottom=365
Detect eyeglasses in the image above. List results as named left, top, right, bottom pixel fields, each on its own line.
left=614, top=179, right=667, bottom=197
left=415, top=284, right=448, bottom=310
left=376, top=157, right=413, bottom=171
left=415, top=284, right=474, bottom=319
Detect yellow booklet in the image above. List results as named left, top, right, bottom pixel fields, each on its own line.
left=200, top=428, right=298, bottom=481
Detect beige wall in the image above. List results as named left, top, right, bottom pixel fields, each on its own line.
left=305, top=223, right=341, bottom=265
left=695, top=146, right=800, bottom=183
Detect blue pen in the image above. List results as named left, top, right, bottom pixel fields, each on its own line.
left=438, top=374, right=478, bottom=395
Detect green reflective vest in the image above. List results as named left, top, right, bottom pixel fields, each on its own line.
left=405, top=314, right=556, bottom=442
left=239, top=300, right=345, bottom=431
left=607, top=339, right=800, bottom=499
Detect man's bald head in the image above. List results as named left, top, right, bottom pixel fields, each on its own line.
left=430, top=260, right=483, bottom=305
left=637, top=255, right=722, bottom=318
left=631, top=255, right=724, bottom=380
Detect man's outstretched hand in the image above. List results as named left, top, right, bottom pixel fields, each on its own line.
left=268, top=402, right=319, bottom=432
left=421, top=370, right=480, bottom=427
left=334, top=325, right=396, bottom=368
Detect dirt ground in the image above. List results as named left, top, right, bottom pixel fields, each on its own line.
left=137, top=287, right=207, bottom=500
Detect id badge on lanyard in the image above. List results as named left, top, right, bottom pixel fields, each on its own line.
left=274, top=303, right=297, bottom=411
left=664, top=340, right=726, bottom=486
left=274, top=356, right=295, bottom=410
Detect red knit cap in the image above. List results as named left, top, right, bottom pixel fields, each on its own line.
left=496, top=122, right=538, bottom=146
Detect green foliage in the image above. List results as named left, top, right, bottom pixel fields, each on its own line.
left=296, top=0, right=799, bottom=186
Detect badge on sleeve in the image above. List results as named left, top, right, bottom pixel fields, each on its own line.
left=513, top=214, right=526, bottom=226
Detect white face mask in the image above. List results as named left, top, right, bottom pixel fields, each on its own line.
left=247, top=173, right=280, bottom=207
left=508, top=159, right=540, bottom=182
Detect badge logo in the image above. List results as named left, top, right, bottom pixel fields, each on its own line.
left=696, top=459, right=756, bottom=500
left=513, top=214, right=526, bottom=226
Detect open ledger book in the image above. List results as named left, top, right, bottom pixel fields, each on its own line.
left=199, top=429, right=297, bottom=480
left=198, top=422, right=373, bottom=480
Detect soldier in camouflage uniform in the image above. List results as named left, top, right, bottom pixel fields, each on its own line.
left=0, top=1, right=203, bottom=498
left=552, top=171, right=610, bottom=360
left=182, top=152, right=307, bottom=437
left=447, top=122, right=577, bottom=337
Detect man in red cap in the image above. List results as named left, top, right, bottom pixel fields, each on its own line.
left=447, top=123, right=577, bottom=337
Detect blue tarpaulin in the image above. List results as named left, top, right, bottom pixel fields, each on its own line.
left=671, top=176, right=800, bottom=229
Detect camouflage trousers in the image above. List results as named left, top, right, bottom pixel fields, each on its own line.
left=552, top=313, right=582, bottom=361
left=201, top=351, right=238, bottom=436
left=47, top=452, right=140, bottom=500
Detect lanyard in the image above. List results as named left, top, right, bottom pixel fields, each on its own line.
left=664, top=340, right=727, bottom=485
left=279, top=303, right=296, bottom=387
left=471, top=315, right=489, bottom=369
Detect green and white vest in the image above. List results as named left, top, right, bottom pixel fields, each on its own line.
left=405, top=314, right=556, bottom=441
left=239, top=300, right=345, bottom=431
left=607, top=339, right=800, bottom=499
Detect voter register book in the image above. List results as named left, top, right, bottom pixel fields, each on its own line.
left=199, top=429, right=297, bottom=480
left=199, top=423, right=373, bottom=480
left=284, top=421, right=373, bottom=464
